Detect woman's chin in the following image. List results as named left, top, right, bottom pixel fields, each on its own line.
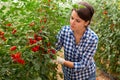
left=70, top=26, right=74, bottom=31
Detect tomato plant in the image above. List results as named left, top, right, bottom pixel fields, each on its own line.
left=0, top=0, right=70, bottom=80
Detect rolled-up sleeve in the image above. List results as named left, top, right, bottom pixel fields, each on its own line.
left=74, top=38, right=98, bottom=71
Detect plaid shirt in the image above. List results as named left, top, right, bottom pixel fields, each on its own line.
left=56, top=26, right=98, bottom=80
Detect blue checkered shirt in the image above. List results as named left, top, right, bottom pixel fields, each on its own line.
left=56, top=26, right=98, bottom=80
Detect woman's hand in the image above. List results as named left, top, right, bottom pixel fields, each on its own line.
left=56, top=56, right=65, bottom=64
left=56, top=56, right=74, bottom=68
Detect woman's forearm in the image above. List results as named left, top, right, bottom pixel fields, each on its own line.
left=63, top=60, right=74, bottom=68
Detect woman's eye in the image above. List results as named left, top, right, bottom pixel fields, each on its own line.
left=71, top=17, right=74, bottom=20
left=76, top=20, right=80, bottom=23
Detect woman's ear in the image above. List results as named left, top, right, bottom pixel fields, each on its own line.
left=85, top=21, right=90, bottom=26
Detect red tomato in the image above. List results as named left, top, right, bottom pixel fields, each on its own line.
left=16, top=59, right=25, bottom=65
left=103, top=10, right=108, bottom=15
left=31, top=45, right=40, bottom=52
left=29, top=22, right=35, bottom=26
left=37, top=36, right=42, bottom=41
left=6, top=23, right=12, bottom=26
left=12, top=29, right=17, bottom=34
left=10, top=46, right=17, bottom=51
left=11, top=52, right=21, bottom=59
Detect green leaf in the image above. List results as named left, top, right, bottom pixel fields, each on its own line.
left=72, top=4, right=86, bottom=9
left=1, top=0, right=8, bottom=2
left=1, top=5, right=6, bottom=10
left=36, top=77, right=42, bottom=80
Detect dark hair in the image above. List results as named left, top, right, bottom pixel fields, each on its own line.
left=72, top=1, right=94, bottom=24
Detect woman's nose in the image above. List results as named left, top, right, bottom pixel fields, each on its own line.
left=71, top=20, right=75, bottom=25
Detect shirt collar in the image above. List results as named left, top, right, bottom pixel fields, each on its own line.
left=82, top=27, right=90, bottom=40
left=69, top=26, right=90, bottom=40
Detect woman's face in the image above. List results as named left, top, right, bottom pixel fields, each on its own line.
left=70, top=10, right=89, bottom=32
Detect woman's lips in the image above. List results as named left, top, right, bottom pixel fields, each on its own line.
left=71, top=25, right=74, bottom=28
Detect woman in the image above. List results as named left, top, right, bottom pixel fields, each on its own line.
left=55, top=1, right=98, bottom=80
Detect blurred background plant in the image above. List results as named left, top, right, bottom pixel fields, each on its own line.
left=84, top=0, right=120, bottom=79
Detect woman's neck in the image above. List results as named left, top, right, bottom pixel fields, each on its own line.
left=74, top=28, right=86, bottom=37
left=73, top=28, right=86, bottom=45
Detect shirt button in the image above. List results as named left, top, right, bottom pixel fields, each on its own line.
left=76, top=45, right=78, bottom=48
